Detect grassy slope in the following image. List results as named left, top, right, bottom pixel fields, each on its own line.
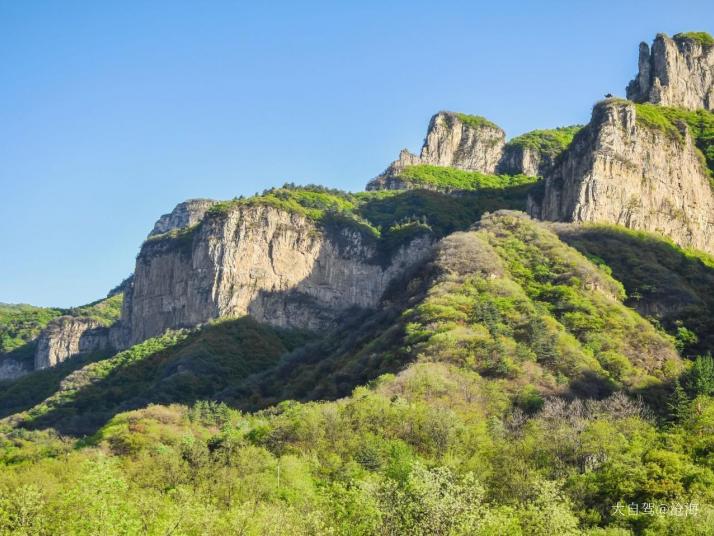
left=505, top=125, right=583, bottom=159
left=3, top=213, right=713, bottom=535
left=0, top=304, right=63, bottom=356
left=233, top=212, right=681, bottom=413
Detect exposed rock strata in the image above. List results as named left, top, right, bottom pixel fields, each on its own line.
left=498, top=144, right=547, bottom=177
left=627, top=33, right=714, bottom=110
left=528, top=100, right=714, bottom=254
left=149, top=199, right=218, bottom=237
left=34, top=317, right=112, bottom=370
left=368, top=112, right=505, bottom=190
left=123, top=205, right=434, bottom=344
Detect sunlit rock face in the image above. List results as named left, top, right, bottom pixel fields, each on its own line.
left=368, top=111, right=506, bottom=190
left=149, top=199, right=218, bottom=237
left=627, top=33, right=714, bottom=111
left=529, top=100, right=714, bottom=255
left=34, top=317, right=111, bottom=369
left=122, top=204, right=434, bottom=345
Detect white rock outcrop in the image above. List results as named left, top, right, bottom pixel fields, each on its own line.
left=529, top=100, right=714, bottom=254
left=122, top=204, right=434, bottom=345
left=627, top=33, right=714, bottom=110
left=34, top=317, right=111, bottom=370
left=368, top=112, right=505, bottom=190
left=149, top=199, right=218, bottom=237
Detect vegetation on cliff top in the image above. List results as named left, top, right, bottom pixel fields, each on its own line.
left=67, top=293, right=123, bottom=327
left=149, top=182, right=539, bottom=262
left=452, top=112, right=502, bottom=131
left=631, top=103, right=714, bottom=177
left=0, top=305, right=63, bottom=356
left=673, top=31, right=714, bottom=47
left=393, top=164, right=538, bottom=191
left=505, top=125, right=583, bottom=159
left=0, top=294, right=123, bottom=367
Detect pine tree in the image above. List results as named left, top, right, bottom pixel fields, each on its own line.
left=668, top=380, right=690, bottom=422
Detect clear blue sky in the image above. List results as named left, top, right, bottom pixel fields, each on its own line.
left=2, top=0, right=712, bottom=307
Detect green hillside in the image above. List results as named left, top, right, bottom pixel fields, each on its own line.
left=3, top=212, right=714, bottom=534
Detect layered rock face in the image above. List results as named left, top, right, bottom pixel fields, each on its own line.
left=626, top=33, right=714, bottom=110
left=368, top=112, right=505, bottom=189
left=149, top=199, right=218, bottom=237
left=123, top=204, right=433, bottom=344
left=498, top=144, right=546, bottom=177
left=34, top=317, right=112, bottom=370
left=529, top=100, right=714, bottom=254
left=418, top=112, right=505, bottom=171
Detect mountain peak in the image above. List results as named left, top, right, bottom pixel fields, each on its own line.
left=626, top=32, right=714, bottom=110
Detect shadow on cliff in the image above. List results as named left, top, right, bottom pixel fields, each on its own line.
left=17, top=237, right=434, bottom=437
left=16, top=183, right=545, bottom=436
left=357, top=183, right=537, bottom=239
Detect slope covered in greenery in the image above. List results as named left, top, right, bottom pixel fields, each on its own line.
left=0, top=304, right=63, bottom=356
left=505, top=125, right=583, bottom=161
left=237, top=212, right=681, bottom=413
left=2, top=317, right=313, bottom=436
left=392, top=164, right=537, bottom=191
left=2, top=213, right=714, bottom=535
left=556, top=223, right=714, bottom=357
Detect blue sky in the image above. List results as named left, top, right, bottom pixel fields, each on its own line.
left=2, top=0, right=713, bottom=307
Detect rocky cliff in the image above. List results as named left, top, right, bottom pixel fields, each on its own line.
left=497, top=126, right=583, bottom=177
left=368, top=112, right=505, bottom=189
left=0, top=358, right=30, bottom=381
left=149, top=199, right=218, bottom=237
left=497, top=143, right=543, bottom=177
left=34, top=317, right=112, bottom=369
left=529, top=99, right=714, bottom=254
left=626, top=32, right=714, bottom=110
left=122, top=204, right=433, bottom=345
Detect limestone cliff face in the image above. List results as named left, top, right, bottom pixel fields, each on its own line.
left=34, top=317, right=111, bottom=370
left=498, top=144, right=546, bottom=177
left=368, top=112, right=505, bottom=190
left=0, top=358, right=31, bottom=380
left=123, top=204, right=433, bottom=344
left=418, top=112, right=505, bottom=172
left=529, top=100, right=714, bottom=254
left=149, top=199, right=218, bottom=237
left=626, top=33, right=714, bottom=110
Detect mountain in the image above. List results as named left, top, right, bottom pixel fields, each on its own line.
left=627, top=32, right=714, bottom=110
left=2, top=31, right=714, bottom=535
